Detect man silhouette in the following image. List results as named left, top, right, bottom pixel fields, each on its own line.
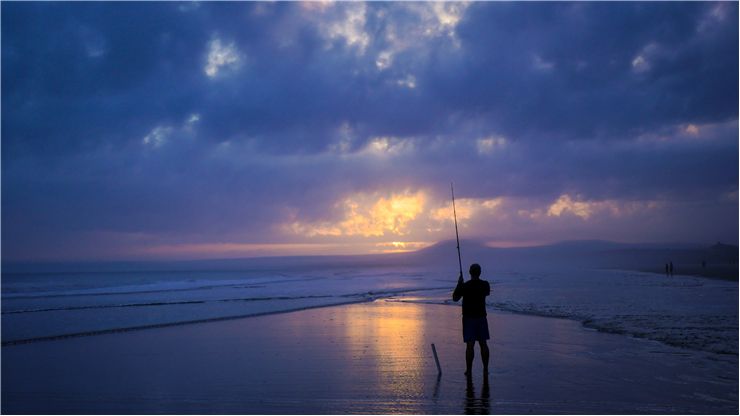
left=453, top=263, right=491, bottom=377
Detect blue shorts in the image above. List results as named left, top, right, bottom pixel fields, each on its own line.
left=463, top=316, right=490, bottom=343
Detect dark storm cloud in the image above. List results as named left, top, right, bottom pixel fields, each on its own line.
left=2, top=2, right=737, bottom=260
left=436, top=2, right=738, bottom=141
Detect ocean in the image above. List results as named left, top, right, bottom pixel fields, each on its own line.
left=2, top=261, right=737, bottom=358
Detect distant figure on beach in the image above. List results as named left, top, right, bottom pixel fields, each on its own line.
left=453, top=263, right=490, bottom=377
left=669, top=261, right=674, bottom=276
left=665, top=263, right=669, bottom=276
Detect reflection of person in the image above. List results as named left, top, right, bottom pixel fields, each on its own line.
left=453, top=263, right=491, bottom=376
left=464, top=373, right=491, bottom=414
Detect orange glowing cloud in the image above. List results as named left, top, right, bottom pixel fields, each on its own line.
left=287, top=190, right=426, bottom=237
left=373, top=241, right=433, bottom=253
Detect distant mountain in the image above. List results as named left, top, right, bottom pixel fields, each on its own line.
left=4, top=239, right=736, bottom=280
left=405, top=239, right=738, bottom=278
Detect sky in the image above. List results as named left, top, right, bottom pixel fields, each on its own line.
left=3, top=1, right=738, bottom=261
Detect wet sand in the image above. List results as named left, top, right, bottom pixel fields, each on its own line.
left=2, top=300, right=737, bottom=414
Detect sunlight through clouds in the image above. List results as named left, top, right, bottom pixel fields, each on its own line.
left=287, top=190, right=426, bottom=237
left=547, top=194, right=600, bottom=219
left=374, top=2, right=470, bottom=71
left=360, top=136, right=415, bottom=157
left=424, top=1, right=470, bottom=39
left=543, top=194, right=662, bottom=220
left=304, top=1, right=471, bottom=71
left=5, top=2, right=736, bottom=261
left=373, top=241, right=433, bottom=253
left=286, top=192, right=508, bottom=243
left=307, top=1, right=370, bottom=54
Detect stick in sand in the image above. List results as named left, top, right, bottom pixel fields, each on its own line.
left=431, top=343, right=442, bottom=375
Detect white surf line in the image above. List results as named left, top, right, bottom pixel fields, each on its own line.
left=1, top=277, right=322, bottom=300
left=2, top=287, right=452, bottom=346
left=1, top=298, right=374, bottom=347
left=1, top=295, right=335, bottom=315
left=2, top=287, right=450, bottom=315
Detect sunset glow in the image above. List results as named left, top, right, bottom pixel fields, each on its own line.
left=288, top=190, right=427, bottom=238
left=3, top=2, right=737, bottom=261
left=3, top=4, right=738, bottom=416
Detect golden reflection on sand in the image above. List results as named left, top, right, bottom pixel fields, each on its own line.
left=340, top=301, right=428, bottom=402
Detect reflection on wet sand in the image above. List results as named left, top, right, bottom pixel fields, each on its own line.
left=465, top=375, right=491, bottom=415
left=341, top=301, right=428, bottom=407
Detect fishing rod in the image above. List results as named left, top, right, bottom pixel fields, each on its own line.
left=430, top=183, right=463, bottom=378
left=451, top=182, right=463, bottom=279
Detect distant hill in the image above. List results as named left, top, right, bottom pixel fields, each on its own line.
left=4, top=239, right=737, bottom=280
left=406, top=239, right=738, bottom=279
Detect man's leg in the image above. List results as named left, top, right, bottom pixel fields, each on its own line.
left=479, top=340, right=489, bottom=374
left=465, top=341, right=475, bottom=376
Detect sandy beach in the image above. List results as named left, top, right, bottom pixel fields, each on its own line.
left=2, top=300, right=737, bottom=414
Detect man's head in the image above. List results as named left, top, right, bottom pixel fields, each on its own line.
left=469, top=263, right=482, bottom=279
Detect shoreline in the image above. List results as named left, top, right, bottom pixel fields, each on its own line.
left=6, top=288, right=738, bottom=357
left=630, top=266, right=738, bottom=281
left=3, top=300, right=736, bottom=414
left=0, top=298, right=372, bottom=347
left=486, top=302, right=739, bottom=357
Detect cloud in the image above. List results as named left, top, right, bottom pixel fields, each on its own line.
left=358, top=136, right=415, bottom=157
left=532, top=54, right=554, bottom=71
left=307, top=1, right=370, bottom=54
left=505, top=194, right=662, bottom=222
left=417, top=1, right=470, bottom=41
left=631, top=42, right=661, bottom=74
left=684, top=124, right=699, bottom=135
left=428, top=197, right=502, bottom=226
left=2, top=2, right=737, bottom=260
left=697, top=2, right=729, bottom=33
left=204, top=37, right=241, bottom=77
left=547, top=194, right=610, bottom=219
left=141, top=114, right=201, bottom=148
left=287, top=190, right=427, bottom=237
left=631, top=55, right=650, bottom=73
left=373, top=241, right=433, bottom=253
left=142, top=126, right=173, bottom=148
left=395, top=74, right=416, bottom=89
left=476, top=136, right=507, bottom=155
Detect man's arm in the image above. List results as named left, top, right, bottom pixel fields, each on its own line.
left=452, top=273, right=464, bottom=301
left=484, top=280, right=490, bottom=297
